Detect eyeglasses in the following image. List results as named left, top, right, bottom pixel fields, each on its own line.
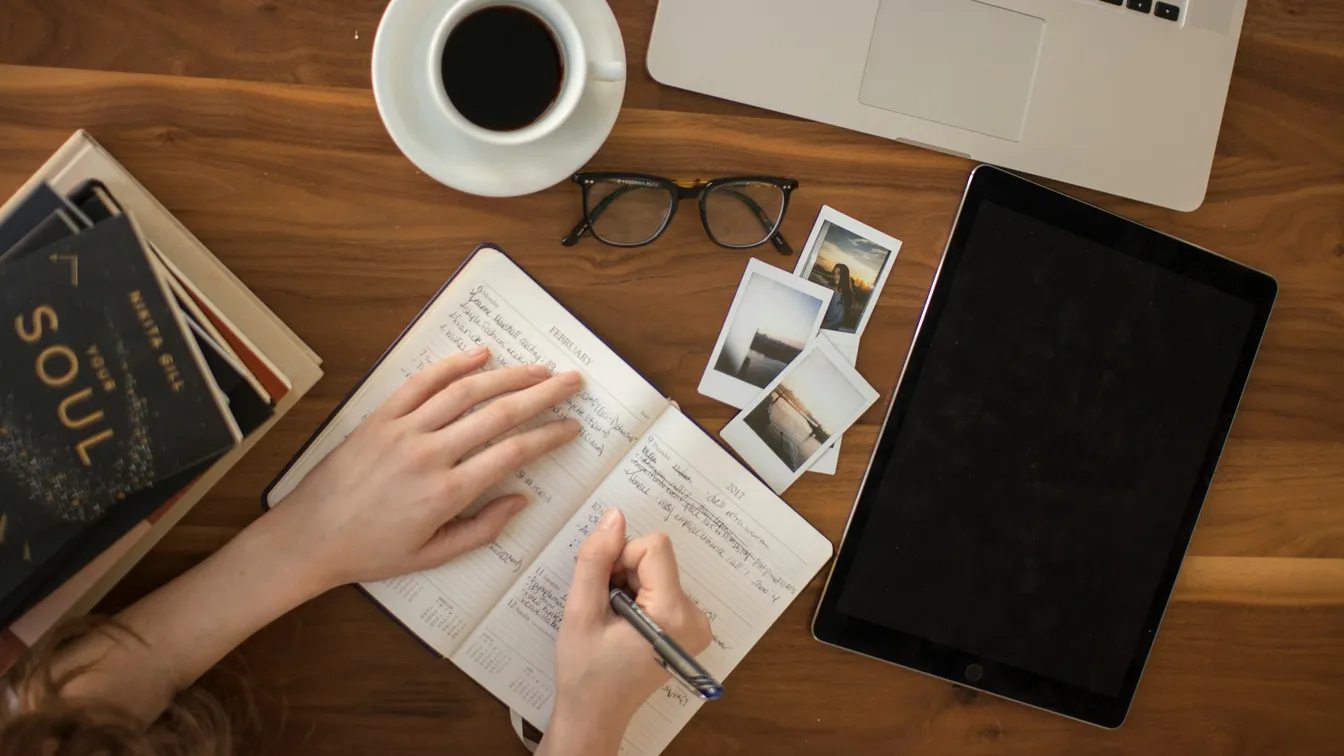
left=562, top=173, right=798, bottom=255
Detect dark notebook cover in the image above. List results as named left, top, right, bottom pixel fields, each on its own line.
left=4, top=209, right=81, bottom=260
left=66, top=180, right=274, bottom=434
left=0, top=462, right=210, bottom=627
left=68, top=180, right=121, bottom=224
left=0, top=183, right=270, bottom=624
left=0, top=184, right=80, bottom=257
left=188, top=318, right=273, bottom=436
left=0, top=215, right=238, bottom=606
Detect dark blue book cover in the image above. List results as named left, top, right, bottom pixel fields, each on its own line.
left=0, top=215, right=239, bottom=605
left=0, top=183, right=91, bottom=264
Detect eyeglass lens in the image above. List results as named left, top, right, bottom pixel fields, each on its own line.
left=702, top=181, right=786, bottom=248
left=586, top=181, right=675, bottom=246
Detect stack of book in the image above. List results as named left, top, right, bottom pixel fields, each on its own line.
left=0, top=131, right=322, bottom=673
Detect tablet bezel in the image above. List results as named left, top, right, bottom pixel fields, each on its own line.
left=811, top=166, right=1277, bottom=728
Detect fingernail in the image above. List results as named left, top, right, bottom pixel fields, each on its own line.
left=528, top=364, right=551, bottom=378
left=469, top=345, right=489, bottom=356
left=598, top=508, right=621, bottom=530
left=563, top=418, right=581, bottom=434
left=560, top=371, right=583, bottom=387
left=509, top=495, right=529, bottom=513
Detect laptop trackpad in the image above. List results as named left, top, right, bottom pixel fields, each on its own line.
left=859, top=0, right=1044, bottom=142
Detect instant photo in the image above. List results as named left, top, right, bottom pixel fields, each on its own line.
left=721, top=337, right=879, bottom=493
left=699, top=258, right=833, bottom=409
left=793, top=206, right=901, bottom=347
left=805, top=339, right=857, bottom=476
left=794, top=207, right=899, bottom=474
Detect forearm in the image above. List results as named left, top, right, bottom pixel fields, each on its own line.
left=15, top=358, right=585, bottom=730
left=536, top=709, right=627, bottom=756
left=51, top=504, right=331, bottom=722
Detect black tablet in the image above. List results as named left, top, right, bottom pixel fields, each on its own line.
left=812, top=166, right=1277, bottom=728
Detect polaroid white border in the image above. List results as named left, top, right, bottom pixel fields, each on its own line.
left=721, top=336, right=879, bottom=494
left=792, top=205, right=903, bottom=349
left=807, top=337, right=858, bottom=475
left=699, top=258, right=834, bottom=409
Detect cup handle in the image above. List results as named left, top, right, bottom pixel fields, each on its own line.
left=588, top=60, right=626, bottom=82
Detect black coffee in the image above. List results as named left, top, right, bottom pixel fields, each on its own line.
left=441, top=7, right=564, bottom=132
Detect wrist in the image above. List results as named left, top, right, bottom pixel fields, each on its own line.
left=244, top=505, right=342, bottom=600
left=541, top=705, right=631, bottom=756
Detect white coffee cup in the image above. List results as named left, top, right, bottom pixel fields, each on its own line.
left=428, top=0, right=625, bottom=147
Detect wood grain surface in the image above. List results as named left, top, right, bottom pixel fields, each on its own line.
left=1, top=1, right=1342, bottom=754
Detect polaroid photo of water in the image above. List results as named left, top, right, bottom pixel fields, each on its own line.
left=805, top=339, right=858, bottom=476
left=793, top=206, right=902, bottom=475
left=699, top=258, right=834, bottom=409
left=721, top=336, right=879, bottom=494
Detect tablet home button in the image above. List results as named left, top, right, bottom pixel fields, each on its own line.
left=965, top=664, right=984, bottom=683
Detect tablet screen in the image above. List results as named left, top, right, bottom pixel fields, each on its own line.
left=833, top=199, right=1259, bottom=697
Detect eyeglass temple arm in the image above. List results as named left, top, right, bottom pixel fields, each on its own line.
left=720, top=188, right=794, bottom=256
left=562, top=184, right=641, bottom=246
left=561, top=218, right=590, bottom=247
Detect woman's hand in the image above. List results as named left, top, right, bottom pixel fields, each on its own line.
left=41, top=346, right=582, bottom=725
left=542, top=509, right=712, bottom=756
left=274, top=345, right=583, bottom=591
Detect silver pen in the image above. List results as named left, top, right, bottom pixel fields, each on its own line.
left=608, top=587, right=723, bottom=701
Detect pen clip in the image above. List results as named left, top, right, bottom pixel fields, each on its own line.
left=656, top=657, right=722, bottom=701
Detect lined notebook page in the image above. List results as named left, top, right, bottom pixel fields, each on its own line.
left=451, top=410, right=834, bottom=756
left=267, top=248, right=669, bottom=656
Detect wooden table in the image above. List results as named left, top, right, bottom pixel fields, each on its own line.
left=2, top=1, right=1341, bottom=753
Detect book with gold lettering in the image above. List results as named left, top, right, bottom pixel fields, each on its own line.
left=0, top=130, right=323, bottom=673
left=0, top=213, right=242, bottom=614
left=266, top=246, right=834, bottom=756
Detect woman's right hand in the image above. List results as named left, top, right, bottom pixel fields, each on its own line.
left=542, top=509, right=712, bottom=756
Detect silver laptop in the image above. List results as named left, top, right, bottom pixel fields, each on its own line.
left=647, top=0, right=1247, bottom=211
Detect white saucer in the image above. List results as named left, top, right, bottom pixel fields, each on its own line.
left=372, top=0, right=626, bottom=198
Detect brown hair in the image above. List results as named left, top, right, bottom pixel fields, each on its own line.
left=0, top=618, right=254, bottom=756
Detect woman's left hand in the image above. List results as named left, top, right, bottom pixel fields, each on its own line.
left=272, top=346, right=582, bottom=590
left=22, top=346, right=582, bottom=727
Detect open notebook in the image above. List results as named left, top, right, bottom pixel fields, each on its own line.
left=265, top=246, right=834, bottom=756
